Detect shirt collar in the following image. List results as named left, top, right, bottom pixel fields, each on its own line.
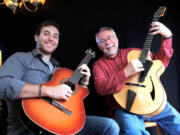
left=31, top=49, right=59, bottom=67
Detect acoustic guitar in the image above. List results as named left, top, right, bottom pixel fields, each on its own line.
left=19, top=49, right=96, bottom=135
left=113, top=6, right=167, bottom=117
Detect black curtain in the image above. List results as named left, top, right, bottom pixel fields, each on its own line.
left=0, top=0, right=179, bottom=134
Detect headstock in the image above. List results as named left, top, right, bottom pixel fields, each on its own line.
left=154, top=6, right=166, bottom=19
left=86, top=48, right=96, bottom=58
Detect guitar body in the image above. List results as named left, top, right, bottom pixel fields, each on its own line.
left=113, top=50, right=167, bottom=116
left=20, top=68, right=89, bottom=135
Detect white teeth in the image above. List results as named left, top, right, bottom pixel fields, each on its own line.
left=106, top=44, right=114, bottom=49
left=47, top=43, right=53, bottom=46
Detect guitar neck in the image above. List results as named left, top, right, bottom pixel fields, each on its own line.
left=139, top=32, right=153, bottom=64
left=139, top=8, right=164, bottom=64
left=68, top=52, right=94, bottom=85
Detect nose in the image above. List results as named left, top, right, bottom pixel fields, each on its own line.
left=48, top=35, right=54, bottom=41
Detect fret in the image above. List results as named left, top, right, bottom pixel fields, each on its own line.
left=68, top=49, right=95, bottom=85
left=139, top=6, right=166, bottom=64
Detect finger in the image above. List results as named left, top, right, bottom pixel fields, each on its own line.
left=149, top=26, right=160, bottom=32
left=138, top=66, right=144, bottom=70
left=62, top=95, right=70, bottom=100
left=66, top=89, right=73, bottom=94
left=138, top=68, right=145, bottom=72
left=62, top=84, right=72, bottom=90
left=80, top=68, right=88, bottom=72
left=65, top=92, right=72, bottom=98
left=137, top=61, right=143, bottom=67
left=80, top=68, right=91, bottom=76
left=80, top=67, right=89, bottom=73
left=79, top=64, right=90, bottom=72
left=151, top=21, right=160, bottom=27
left=136, top=67, right=144, bottom=72
left=78, top=64, right=87, bottom=69
left=150, top=29, right=161, bottom=35
left=61, top=91, right=71, bottom=100
left=135, top=60, right=143, bottom=67
left=80, top=70, right=87, bottom=75
left=80, top=70, right=89, bottom=75
left=134, top=62, right=143, bottom=70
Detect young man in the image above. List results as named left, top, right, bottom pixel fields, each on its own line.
left=0, top=20, right=119, bottom=135
left=92, top=21, right=180, bottom=135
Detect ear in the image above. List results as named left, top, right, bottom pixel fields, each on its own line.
left=34, top=34, right=39, bottom=42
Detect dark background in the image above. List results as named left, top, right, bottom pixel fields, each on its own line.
left=0, top=0, right=180, bottom=134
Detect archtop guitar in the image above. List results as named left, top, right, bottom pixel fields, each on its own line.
left=113, top=6, right=167, bottom=117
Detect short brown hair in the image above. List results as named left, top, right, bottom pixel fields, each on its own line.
left=35, top=20, right=60, bottom=35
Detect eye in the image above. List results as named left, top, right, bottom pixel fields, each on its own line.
left=53, top=34, right=59, bottom=39
left=43, top=31, right=50, bottom=36
left=100, top=40, right=106, bottom=44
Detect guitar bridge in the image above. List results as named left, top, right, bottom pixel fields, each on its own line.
left=125, top=82, right=145, bottom=87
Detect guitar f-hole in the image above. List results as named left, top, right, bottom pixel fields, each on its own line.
left=150, top=76, right=155, bottom=100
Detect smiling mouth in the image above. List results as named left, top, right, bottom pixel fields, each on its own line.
left=106, top=44, right=115, bottom=49
left=46, top=43, right=55, bottom=47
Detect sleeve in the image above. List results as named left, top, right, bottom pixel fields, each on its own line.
left=92, top=61, right=127, bottom=96
left=151, top=38, right=173, bottom=68
left=0, top=53, right=27, bottom=100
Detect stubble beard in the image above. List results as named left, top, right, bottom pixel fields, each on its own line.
left=38, top=46, right=57, bottom=55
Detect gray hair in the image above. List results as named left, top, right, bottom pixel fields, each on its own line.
left=95, top=27, right=117, bottom=45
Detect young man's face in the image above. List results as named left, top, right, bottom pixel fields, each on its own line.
left=97, top=30, right=119, bottom=58
left=35, top=25, right=60, bottom=55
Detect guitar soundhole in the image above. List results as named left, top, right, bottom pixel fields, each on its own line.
left=60, top=79, right=79, bottom=94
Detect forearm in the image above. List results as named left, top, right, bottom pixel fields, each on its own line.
left=16, top=83, right=53, bottom=99
left=152, top=38, right=173, bottom=67
left=16, top=83, right=40, bottom=98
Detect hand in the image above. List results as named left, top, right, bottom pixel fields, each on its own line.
left=146, top=50, right=152, bottom=61
left=124, top=59, right=144, bottom=78
left=45, top=84, right=73, bottom=100
left=150, top=21, right=172, bottom=38
left=78, top=64, right=91, bottom=85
